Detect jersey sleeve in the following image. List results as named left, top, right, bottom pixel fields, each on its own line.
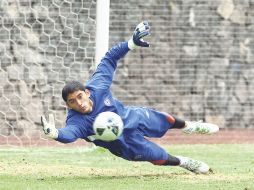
left=86, top=41, right=129, bottom=90
left=56, top=121, right=87, bottom=143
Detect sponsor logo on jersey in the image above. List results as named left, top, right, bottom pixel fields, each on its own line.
left=104, top=98, right=111, bottom=106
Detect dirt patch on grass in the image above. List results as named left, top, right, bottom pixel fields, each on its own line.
left=1, top=161, right=253, bottom=183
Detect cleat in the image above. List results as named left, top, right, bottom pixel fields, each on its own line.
left=176, top=156, right=210, bottom=174
left=183, top=121, right=219, bottom=134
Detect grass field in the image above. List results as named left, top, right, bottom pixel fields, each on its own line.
left=0, top=144, right=254, bottom=190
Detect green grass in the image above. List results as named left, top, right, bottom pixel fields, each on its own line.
left=0, top=144, right=254, bottom=190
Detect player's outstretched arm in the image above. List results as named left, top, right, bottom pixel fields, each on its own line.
left=41, top=114, right=59, bottom=139
left=86, top=21, right=151, bottom=90
left=128, top=21, right=151, bottom=50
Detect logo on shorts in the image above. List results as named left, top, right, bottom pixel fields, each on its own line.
left=104, top=98, right=111, bottom=106
left=134, top=155, right=142, bottom=160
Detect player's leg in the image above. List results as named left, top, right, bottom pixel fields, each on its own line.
left=162, top=112, right=219, bottom=134
left=136, top=108, right=185, bottom=137
left=126, top=133, right=210, bottom=174
left=143, top=141, right=210, bottom=174
left=151, top=154, right=210, bottom=174
left=137, top=108, right=219, bottom=136
left=150, top=154, right=180, bottom=166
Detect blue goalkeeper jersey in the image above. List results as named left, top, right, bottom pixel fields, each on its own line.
left=56, top=41, right=173, bottom=161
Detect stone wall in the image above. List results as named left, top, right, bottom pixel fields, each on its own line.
left=0, top=0, right=253, bottom=142
left=109, top=0, right=254, bottom=129
left=0, top=0, right=96, bottom=138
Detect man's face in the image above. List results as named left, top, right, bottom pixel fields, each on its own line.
left=66, top=89, right=93, bottom=114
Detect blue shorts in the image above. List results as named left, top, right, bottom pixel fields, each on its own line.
left=94, top=107, right=173, bottom=162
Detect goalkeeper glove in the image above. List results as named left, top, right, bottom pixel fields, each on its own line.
left=128, top=21, right=150, bottom=50
left=41, top=114, right=58, bottom=139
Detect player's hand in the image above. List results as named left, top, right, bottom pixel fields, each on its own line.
left=128, top=21, right=150, bottom=50
left=41, top=114, right=58, bottom=139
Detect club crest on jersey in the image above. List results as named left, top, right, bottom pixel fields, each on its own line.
left=104, top=98, right=111, bottom=106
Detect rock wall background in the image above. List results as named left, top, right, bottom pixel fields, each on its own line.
left=0, top=0, right=97, bottom=139
left=109, top=0, right=254, bottom=129
left=0, top=0, right=253, bottom=145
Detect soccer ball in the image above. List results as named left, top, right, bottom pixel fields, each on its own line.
left=93, top=111, right=124, bottom=141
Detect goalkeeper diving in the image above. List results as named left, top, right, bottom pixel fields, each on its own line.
left=41, top=21, right=219, bottom=174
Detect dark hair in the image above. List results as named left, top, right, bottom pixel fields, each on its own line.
left=62, top=81, right=86, bottom=102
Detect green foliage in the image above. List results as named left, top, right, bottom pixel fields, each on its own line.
left=0, top=144, right=253, bottom=190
